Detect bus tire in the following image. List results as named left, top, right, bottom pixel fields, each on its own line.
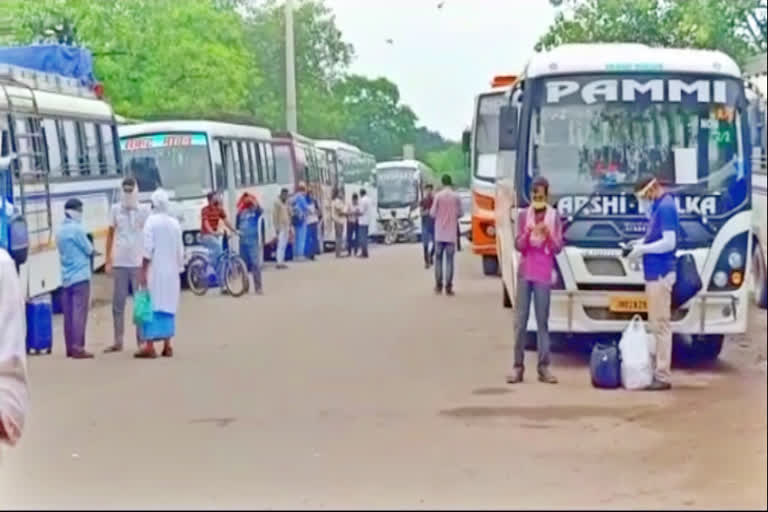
left=693, top=335, right=725, bottom=361
left=502, top=283, right=512, bottom=308
left=752, top=240, right=767, bottom=310
left=482, top=255, right=499, bottom=276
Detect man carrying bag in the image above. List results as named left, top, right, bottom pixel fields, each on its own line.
left=627, top=176, right=680, bottom=391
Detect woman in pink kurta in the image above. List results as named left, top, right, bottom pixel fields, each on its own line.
left=507, top=177, right=563, bottom=385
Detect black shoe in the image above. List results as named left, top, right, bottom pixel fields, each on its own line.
left=645, top=379, right=671, bottom=391
left=446, top=286, right=455, bottom=296
left=434, top=285, right=443, bottom=295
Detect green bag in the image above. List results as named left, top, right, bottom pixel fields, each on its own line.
left=133, top=290, right=154, bottom=325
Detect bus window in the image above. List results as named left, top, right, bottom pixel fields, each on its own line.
left=217, top=140, right=231, bottom=191
left=244, top=141, right=255, bottom=185
left=264, top=143, right=276, bottom=183
left=42, top=119, right=63, bottom=176
left=100, top=124, right=118, bottom=175
left=235, top=141, right=247, bottom=187
left=273, top=144, right=293, bottom=185
left=254, top=142, right=265, bottom=184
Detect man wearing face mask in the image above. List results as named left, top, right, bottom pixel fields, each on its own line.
left=55, top=198, right=95, bottom=359
left=104, top=177, right=149, bottom=353
left=627, top=176, right=680, bottom=391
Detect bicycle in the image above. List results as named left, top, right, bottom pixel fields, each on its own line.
left=186, top=233, right=250, bottom=297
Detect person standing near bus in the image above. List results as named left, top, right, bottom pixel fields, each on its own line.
left=507, top=177, right=562, bottom=385
left=104, top=177, right=149, bottom=353
left=420, top=183, right=435, bottom=268
left=0, top=248, right=29, bottom=447
left=291, top=183, right=309, bottom=261
left=357, top=188, right=372, bottom=258
left=273, top=188, right=291, bottom=269
left=331, top=188, right=346, bottom=258
left=135, top=189, right=184, bottom=359
left=346, top=193, right=360, bottom=257
left=55, top=198, right=95, bottom=359
left=430, top=175, right=463, bottom=296
left=627, top=175, right=679, bottom=391
left=305, top=190, right=320, bottom=261
left=201, top=192, right=235, bottom=279
left=236, top=192, right=264, bottom=295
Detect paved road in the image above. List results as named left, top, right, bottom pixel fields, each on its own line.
left=1, top=245, right=766, bottom=509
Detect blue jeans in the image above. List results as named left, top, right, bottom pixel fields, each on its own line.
left=346, top=221, right=358, bottom=255
left=240, top=241, right=262, bottom=292
left=421, top=216, right=435, bottom=264
left=513, top=279, right=552, bottom=370
left=294, top=222, right=307, bottom=259
left=357, top=224, right=369, bottom=257
left=306, top=222, right=319, bottom=260
left=201, top=234, right=224, bottom=279
left=434, top=241, right=456, bottom=289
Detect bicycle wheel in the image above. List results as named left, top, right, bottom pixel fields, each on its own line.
left=187, top=255, right=210, bottom=296
left=224, top=255, right=250, bottom=298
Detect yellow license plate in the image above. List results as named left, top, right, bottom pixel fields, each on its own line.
left=609, top=296, right=648, bottom=313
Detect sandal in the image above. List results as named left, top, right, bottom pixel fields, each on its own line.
left=134, top=348, right=157, bottom=359
left=161, top=346, right=174, bottom=358
left=103, top=345, right=123, bottom=354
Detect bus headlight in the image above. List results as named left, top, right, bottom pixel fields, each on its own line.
left=708, top=232, right=748, bottom=291
left=183, top=233, right=196, bottom=246
left=712, top=271, right=728, bottom=288
left=727, top=251, right=744, bottom=269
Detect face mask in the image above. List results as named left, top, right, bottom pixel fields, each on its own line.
left=638, top=198, right=652, bottom=218
left=121, top=189, right=138, bottom=209
left=65, top=209, right=83, bottom=222
left=531, top=200, right=547, bottom=211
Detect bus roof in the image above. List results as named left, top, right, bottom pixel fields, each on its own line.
left=119, top=120, right=272, bottom=140
left=526, top=44, right=742, bottom=80
left=376, top=159, right=425, bottom=171
left=315, top=139, right=362, bottom=153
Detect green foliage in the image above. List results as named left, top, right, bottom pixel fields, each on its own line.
left=2, top=0, right=458, bottom=163
left=424, top=144, right=468, bottom=188
left=538, top=0, right=767, bottom=64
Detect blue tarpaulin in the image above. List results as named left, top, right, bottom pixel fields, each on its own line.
left=0, top=44, right=95, bottom=86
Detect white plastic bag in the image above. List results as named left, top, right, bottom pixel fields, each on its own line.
left=618, top=315, right=653, bottom=390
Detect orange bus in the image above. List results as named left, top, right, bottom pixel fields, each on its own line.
left=463, top=75, right=516, bottom=275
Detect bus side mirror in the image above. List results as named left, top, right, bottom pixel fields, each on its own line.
left=498, top=105, right=519, bottom=151
left=461, top=129, right=471, bottom=154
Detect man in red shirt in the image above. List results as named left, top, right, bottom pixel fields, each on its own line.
left=200, top=192, right=235, bottom=279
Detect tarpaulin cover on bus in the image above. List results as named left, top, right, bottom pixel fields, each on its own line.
left=0, top=44, right=95, bottom=86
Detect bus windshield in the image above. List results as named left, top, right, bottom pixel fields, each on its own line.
left=376, top=168, right=418, bottom=208
left=121, top=133, right=211, bottom=199
left=527, top=75, right=747, bottom=210
left=475, top=91, right=506, bottom=181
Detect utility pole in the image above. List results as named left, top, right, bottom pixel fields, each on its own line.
left=285, top=0, right=298, bottom=133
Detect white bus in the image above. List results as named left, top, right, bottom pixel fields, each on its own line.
left=374, top=159, right=432, bottom=243
left=495, top=44, right=765, bottom=360
left=316, top=139, right=377, bottom=242
left=119, top=121, right=276, bottom=266
left=2, top=63, right=122, bottom=299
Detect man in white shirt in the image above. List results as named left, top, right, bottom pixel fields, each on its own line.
left=104, top=177, right=149, bottom=353
left=357, top=188, right=372, bottom=258
left=331, top=188, right=346, bottom=258
left=0, top=248, right=29, bottom=447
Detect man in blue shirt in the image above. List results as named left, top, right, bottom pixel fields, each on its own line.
left=236, top=192, right=263, bottom=295
left=628, top=176, right=679, bottom=391
left=291, top=183, right=309, bottom=260
left=55, top=198, right=95, bottom=359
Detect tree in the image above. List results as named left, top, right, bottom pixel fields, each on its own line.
left=333, top=75, right=418, bottom=160
left=243, top=0, right=353, bottom=134
left=424, top=144, right=468, bottom=188
left=538, top=0, right=767, bottom=64
left=3, top=0, right=257, bottom=118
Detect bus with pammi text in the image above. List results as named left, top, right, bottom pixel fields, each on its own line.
left=495, top=44, right=765, bottom=360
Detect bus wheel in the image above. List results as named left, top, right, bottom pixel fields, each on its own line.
left=502, top=283, right=512, bottom=308
left=752, top=241, right=767, bottom=310
left=693, top=335, right=725, bottom=361
left=482, top=255, right=499, bottom=276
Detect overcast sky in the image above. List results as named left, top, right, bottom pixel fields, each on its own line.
left=323, top=0, right=557, bottom=140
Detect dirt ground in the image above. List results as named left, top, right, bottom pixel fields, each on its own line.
left=1, top=244, right=766, bottom=510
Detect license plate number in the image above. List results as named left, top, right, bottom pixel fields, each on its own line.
left=609, top=296, right=648, bottom=313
